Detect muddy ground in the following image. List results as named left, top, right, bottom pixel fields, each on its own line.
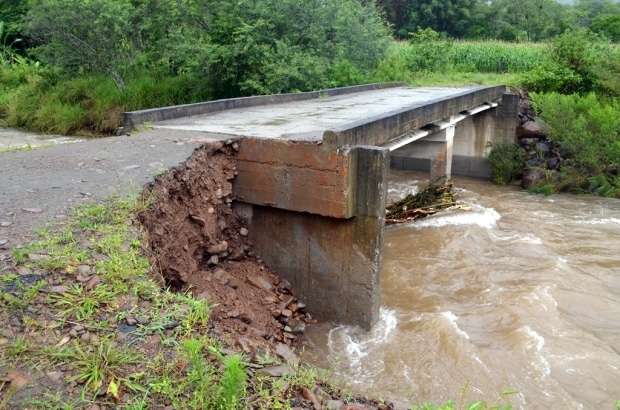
left=138, top=141, right=314, bottom=356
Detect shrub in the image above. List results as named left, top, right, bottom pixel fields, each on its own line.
left=520, top=60, right=584, bottom=94
left=594, top=48, right=620, bottom=96
left=532, top=92, right=620, bottom=173
left=188, top=0, right=390, bottom=98
left=0, top=61, right=213, bottom=134
left=591, top=14, right=620, bottom=42
left=405, top=28, right=453, bottom=72
left=532, top=92, right=620, bottom=197
left=521, top=29, right=619, bottom=95
left=488, top=143, right=526, bottom=185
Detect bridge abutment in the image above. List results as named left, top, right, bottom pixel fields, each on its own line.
left=233, top=140, right=388, bottom=329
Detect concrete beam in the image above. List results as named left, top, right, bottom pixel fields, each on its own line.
left=233, top=138, right=355, bottom=218
left=391, top=92, right=519, bottom=179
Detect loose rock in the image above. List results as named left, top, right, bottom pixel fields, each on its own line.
left=275, top=343, right=299, bottom=366
left=326, top=400, right=345, bottom=410
left=77, top=265, right=92, bottom=275
left=85, top=275, right=101, bottom=290
left=258, top=364, right=294, bottom=377
left=519, top=120, right=544, bottom=138
left=22, top=208, right=43, bottom=213
left=247, top=275, right=274, bottom=291
left=207, top=241, right=229, bottom=254
left=521, top=167, right=547, bottom=189
left=302, top=387, right=321, bottom=410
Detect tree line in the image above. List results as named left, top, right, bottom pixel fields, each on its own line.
left=379, top=0, right=620, bottom=41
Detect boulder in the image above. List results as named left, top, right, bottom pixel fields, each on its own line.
left=521, top=167, right=547, bottom=189
left=535, top=142, right=551, bottom=154
left=547, top=157, right=561, bottom=170
left=519, top=120, right=544, bottom=138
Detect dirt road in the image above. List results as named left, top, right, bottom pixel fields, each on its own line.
left=0, top=127, right=227, bottom=255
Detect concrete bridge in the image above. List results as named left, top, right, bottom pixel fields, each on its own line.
left=125, top=83, right=518, bottom=329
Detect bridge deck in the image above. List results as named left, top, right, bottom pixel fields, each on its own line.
left=151, top=86, right=486, bottom=141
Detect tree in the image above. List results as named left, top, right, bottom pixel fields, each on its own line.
left=574, top=0, right=620, bottom=27
left=591, top=13, right=620, bottom=41
left=25, top=0, right=136, bottom=89
left=377, top=0, right=412, bottom=37
left=171, top=0, right=391, bottom=97
left=406, top=0, right=481, bottom=38
left=487, top=0, right=570, bottom=41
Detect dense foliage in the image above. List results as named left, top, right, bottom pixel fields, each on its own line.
left=532, top=92, right=620, bottom=196
left=521, top=29, right=620, bottom=94
left=0, top=0, right=390, bottom=134
left=380, top=0, right=620, bottom=41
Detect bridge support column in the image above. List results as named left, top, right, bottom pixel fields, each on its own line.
left=233, top=139, right=388, bottom=329
left=388, top=125, right=455, bottom=181
left=427, top=125, right=455, bottom=181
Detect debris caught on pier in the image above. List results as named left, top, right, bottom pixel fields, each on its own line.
left=386, top=178, right=457, bottom=225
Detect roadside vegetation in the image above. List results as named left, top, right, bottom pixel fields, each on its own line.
left=0, top=0, right=618, bottom=140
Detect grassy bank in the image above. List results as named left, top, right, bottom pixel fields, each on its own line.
left=0, top=61, right=213, bottom=135
left=486, top=30, right=620, bottom=198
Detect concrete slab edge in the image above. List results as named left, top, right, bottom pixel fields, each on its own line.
left=323, top=85, right=508, bottom=148
left=122, top=82, right=406, bottom=131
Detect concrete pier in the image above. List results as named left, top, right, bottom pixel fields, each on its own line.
left=125, top=83, right=517, bottom=328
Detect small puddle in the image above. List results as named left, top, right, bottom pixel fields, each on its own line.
left=302, top=170, right=620, bottom=409
left=0, top=128, right=83, bottom=152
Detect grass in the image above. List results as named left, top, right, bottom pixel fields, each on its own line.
left=0, top=60, right=212, bottom=135
left=0, top=197, right=371, bottom=409
left=71, top=338, right=142, bottom=393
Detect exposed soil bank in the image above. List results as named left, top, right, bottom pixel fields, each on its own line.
left=138, top=142, right=312, bottom=356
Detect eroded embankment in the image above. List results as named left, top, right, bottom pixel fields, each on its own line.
left=138, top=141, right=311, bottom=354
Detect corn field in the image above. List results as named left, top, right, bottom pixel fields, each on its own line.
left=390, top=40, right=549, bottom=74
left=449, top=40, right=548, bottom=73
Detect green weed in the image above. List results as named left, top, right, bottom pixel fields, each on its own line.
left=218, top=354, right=247, bottom=410
left=488, top=143, right=526, bottom=185
left=5, top=336, right=30, bottom=359
left=49, top=283, right=116, bottom=321
left=71, top=338, right=141, bottom=393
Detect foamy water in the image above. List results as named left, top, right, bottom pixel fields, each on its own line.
left=303, top=171, right=620, bottom=409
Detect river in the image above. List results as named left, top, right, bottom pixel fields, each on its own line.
left=302, top=170, right=620, bottom=409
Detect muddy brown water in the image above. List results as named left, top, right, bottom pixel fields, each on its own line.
left=302, top=170, right=620, bottom=410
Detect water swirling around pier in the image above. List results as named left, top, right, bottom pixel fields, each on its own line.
left=303, top=170, right=620, bottom=409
